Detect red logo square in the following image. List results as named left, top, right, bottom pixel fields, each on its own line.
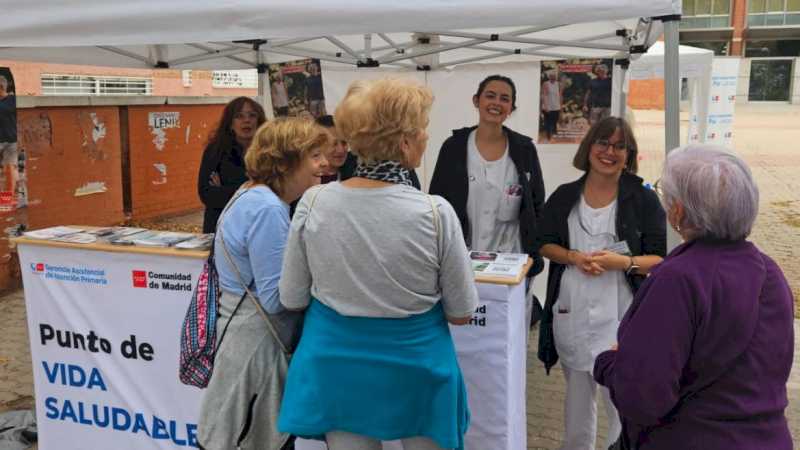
left=35, top=263, right=44, bottom=272
left=132, top=270, right=147, bottom=288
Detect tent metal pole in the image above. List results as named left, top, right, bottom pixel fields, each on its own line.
left=379, top=38, right=486, bottom=64
left=659, top=14, right=682, bottom=251
left=262, top=46, right=358, bottom=65
left=169, top=47, right=253, bottom=66
left=436, top=52, right=511, bottom=68
left=256, top=51, right=270, bottom=115
left=187, top=43, right=254, bottom=67
left=269, top=37, right=321, bottom=47
left=325, top=36, right=361, bottom=59
left=364, top=34, right=372, bottom=59
left=663, top=19, right=681, bottom=153
left=434, top=30, right=627, bottom=52
left=618, top=63, right=629, bottom=118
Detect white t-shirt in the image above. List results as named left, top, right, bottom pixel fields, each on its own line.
left=271, top=81, right=289, bottom=108
left=466, top=130, right=522, bottom=254
left=553, top=196, right=634, bottom=371
left=541, top=80, right=561, bottom=112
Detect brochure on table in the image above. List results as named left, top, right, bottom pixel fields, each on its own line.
left=22, top=225, right=213, bottom=251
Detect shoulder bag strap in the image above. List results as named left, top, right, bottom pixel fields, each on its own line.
left=426, top=194, right=442, bottom=261
left=218, top=184, right=330, bottom=355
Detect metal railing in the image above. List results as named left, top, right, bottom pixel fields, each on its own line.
left=41, top=74, right=153, bottom=96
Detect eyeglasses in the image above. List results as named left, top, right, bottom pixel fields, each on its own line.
left=593, top=139, right=628, bottom=153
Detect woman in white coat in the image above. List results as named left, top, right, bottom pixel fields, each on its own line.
left=536, top=117, right=666, bottom=450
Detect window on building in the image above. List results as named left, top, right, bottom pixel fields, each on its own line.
left=681, top=0, right=732, bottom=28
left=211, top=70, right=258, bottom=89
left=744, top=39, right=800, bottom=56
left=682, top=40, right=730, bottom=55
left=41, top=74, right=152, bottom=96
left=748, top=59, right=794, bottom=101
left=748, top=0, right=800, bottom=26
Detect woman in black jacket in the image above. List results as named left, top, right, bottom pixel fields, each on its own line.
left=197, top=97, right=267, bottom=233
left=429, top=75, right=545, bottom=275
left=536, top=116, right=666, bottom=450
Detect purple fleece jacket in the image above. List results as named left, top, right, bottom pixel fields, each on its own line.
left=594, top=238, right=794, bottom=450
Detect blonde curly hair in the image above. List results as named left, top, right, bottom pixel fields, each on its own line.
left=245, top=118, right=330, bottom=195
left=335, top=78, right=433, bottom=164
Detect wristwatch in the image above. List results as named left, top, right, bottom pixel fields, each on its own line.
left=626, top=256, right=640, bottom=275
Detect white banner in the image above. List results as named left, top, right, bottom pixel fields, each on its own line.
left=21, top=243, right=528, bottom=450
left=705, top=58, right=739, bottom=147
left=19, top=244, right=205, bottom=450
left=689, top=58, right=739, bottom=146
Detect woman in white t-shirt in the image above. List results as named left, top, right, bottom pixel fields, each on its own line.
left=536, top=117, right=666, bottom=450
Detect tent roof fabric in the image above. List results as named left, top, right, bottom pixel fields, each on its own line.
left=629, top=41, right=714, bottom=79
left=1, top=1, right=680, bottom=48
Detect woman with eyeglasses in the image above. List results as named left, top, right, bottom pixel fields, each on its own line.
left=535, top=116, right=666, bottom=450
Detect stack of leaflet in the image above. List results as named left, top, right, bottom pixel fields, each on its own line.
left=174, top=234, right=215, bottom=250
left=131, top=231, right=194, bottom=247
left=23, top=226, right=99, bottom=244
left=103, top=227, right=151, bottom=245
left=470, top=251, right=528, bottom=279
left=23, top=226, right=86, bottom=240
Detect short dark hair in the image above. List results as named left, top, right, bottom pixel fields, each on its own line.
left=572, top=116, right=639, bottom=174
left=315, top=115, right=335, bottom=128
left=474, top=75, right=517, bottom=111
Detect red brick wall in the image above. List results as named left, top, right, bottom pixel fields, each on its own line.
left=127, top=104, right=224, bottom=220
left=21, top=107, right=126, bottom=227
left=628, top=79, right=666, bottom=110
left=0, top=107, right=126, bottom=290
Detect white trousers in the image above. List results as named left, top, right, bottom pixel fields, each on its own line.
left=326, top=431, right=445, bottom=450
left=559, top=366, right=622, bottom=450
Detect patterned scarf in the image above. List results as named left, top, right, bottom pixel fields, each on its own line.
left=353, top=160, right=413, bottom=186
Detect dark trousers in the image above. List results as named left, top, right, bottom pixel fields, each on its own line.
left=543, top=110, right=560, bottom=139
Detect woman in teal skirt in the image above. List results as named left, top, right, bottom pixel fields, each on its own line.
left=278, top=78, right=479, bottom=450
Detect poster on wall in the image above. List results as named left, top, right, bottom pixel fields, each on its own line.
left=0, top=67, right=26, bottom=213
left=267, top=58, right=327, bottom=119
left=538, top=59, right=613, bottom=144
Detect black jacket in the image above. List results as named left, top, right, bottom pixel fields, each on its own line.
left=197, top=142, right=248, bottom=233
left=429, top=126, right=546, bottom=275
left=536, top=172, right=667, bottom=373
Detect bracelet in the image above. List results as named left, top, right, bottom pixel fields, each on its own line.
left=566, top=249, right=574, bottom=265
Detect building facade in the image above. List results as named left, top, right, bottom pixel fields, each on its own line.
left=680, top=0, right=800, bottom=102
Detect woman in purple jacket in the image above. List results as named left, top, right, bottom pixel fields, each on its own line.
left=594, top=144, right=794, bottom=450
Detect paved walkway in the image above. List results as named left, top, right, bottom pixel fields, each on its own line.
left=2, top=288, right=799, bottom=449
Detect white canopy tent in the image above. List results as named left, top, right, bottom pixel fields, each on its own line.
left=629, top=41, right=715, bottom=145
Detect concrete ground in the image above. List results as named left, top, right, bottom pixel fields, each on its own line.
left=1, top=103, right=799, bottom=448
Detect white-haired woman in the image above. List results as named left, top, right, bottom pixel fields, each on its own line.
left=594, top=145, right=794, bottom=450
left=278, top=78, right=477, bottom=450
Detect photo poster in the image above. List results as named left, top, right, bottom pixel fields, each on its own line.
left=267, top=58, right=328, bottom=120
left=538, top=59, right=613, bottom=144
left=0, top=67, right=25, bottom=213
